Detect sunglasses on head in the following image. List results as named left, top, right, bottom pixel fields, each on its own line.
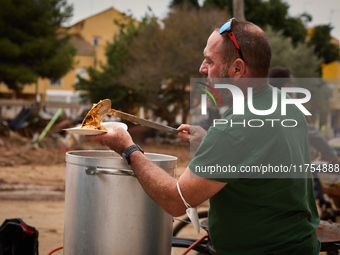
left=219, top=18, right=244, bottom=61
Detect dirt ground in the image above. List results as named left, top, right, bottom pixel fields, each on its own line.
left=0, top=132, right=208, bottom=255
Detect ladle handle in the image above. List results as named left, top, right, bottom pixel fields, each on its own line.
left=107, top=109, right=179, bottom=135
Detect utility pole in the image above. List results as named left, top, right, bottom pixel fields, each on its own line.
left=233, top=0, right=246, bottom=21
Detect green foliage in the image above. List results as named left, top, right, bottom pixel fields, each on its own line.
left=78, top=8, right=227, bottom=126
left=203, top=0, right=229, bottom=10
left=203, top=0, right=339, bottom=65
left=266, top=27, right=320, bottom=78
left=0, top=0, right=76, bottom=93
left=309, top=24, right=340, bottom=64
left=169, top=0, right=200, bottom=9
left=203, top=0, right=308, bottom=46
left=266, top=27, right=331, bottom=122
left=120, top=7, right=228, bottom=126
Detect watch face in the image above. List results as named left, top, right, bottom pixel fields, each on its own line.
left=122, top=152, right=129, bottom=164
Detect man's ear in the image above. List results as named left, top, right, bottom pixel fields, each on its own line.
left=230, top=59, right=246, bottom=79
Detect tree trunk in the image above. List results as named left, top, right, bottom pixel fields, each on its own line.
left=233, top=0, right=246, bottom=21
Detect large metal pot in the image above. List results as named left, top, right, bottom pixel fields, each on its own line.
left=64, top=150, right=177, bottom=255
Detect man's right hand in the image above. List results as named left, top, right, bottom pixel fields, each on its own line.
left=177, top=124, right=207, bottom=149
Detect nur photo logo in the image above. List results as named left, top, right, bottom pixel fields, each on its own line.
left=195, top=80, right=312, bottom=128
left=196, top=82, right=222, bottom=115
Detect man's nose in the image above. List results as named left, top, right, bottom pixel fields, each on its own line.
left=199, top=61, right=207, bottom=75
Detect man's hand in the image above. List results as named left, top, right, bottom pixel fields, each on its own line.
left=85, top=126, right=134, bottom=154
left=177, top=124, right=207, bottom=149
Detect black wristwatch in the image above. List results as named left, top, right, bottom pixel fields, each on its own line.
left=121, top=144, right=144, bottom=165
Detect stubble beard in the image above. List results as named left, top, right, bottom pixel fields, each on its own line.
left=206, top=64, right=233, bottom=109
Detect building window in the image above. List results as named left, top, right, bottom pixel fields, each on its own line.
left=93, top=37, right=99, bottom=46
left=50, top=78, right=62, bottom=87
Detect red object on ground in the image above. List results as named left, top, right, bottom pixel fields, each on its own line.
left=46, top=245, right=63, bottom=255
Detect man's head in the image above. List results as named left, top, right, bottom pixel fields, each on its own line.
left=200, top=18, right=271, bottom=107
left=269, top=67, right=293, bottom=89
left=199, top=18, right=272, bottom=79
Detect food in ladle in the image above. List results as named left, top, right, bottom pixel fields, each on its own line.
left=81, top=101, right=107, bottom=131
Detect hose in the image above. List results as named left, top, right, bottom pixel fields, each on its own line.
left=46, top=245, right=63, bottom=255
left=181, top=235, right=209, bottom=255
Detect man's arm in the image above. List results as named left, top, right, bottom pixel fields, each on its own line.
left=86, top=126, right=226, bottom=217
left=307, top=122, right=338, bottom=162
left=129, top=151, right=226, bottom=216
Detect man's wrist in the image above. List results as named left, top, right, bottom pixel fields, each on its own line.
left=121, top=144, right=144, bottom=165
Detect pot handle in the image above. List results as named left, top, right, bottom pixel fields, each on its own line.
left=85, top=166, right=135, bottom=176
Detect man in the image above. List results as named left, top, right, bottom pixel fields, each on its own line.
left=87, top=18, right=320, bottom=254
left=268, top=66, right=293, bottom=89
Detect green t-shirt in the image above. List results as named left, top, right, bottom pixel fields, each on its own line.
left=189, top=85, right=320, bottom=255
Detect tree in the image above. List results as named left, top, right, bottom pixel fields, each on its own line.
left=266, top=27, right=331, bottom=123
left=203, top=0, right=229, bottom=10
left=0, top=0, right=76, bottom=93
left=169, top=0, right=200, bottom=9
left=309, top=24, right=340, bottom=64
left=119, top=8, right=228, bottom=126
left=203, top=0, right=309, bottom=46
left=266, top=27, right=320, bottom=78
left=203, top=0, right=340, bottom=65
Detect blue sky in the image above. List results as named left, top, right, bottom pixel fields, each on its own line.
left=65, top=0, right=340, bottom=42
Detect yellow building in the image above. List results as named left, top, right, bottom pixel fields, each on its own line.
left=0, top=7, right=132, bottom=107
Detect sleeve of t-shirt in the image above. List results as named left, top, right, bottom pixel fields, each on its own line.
left=188, top=127, right=259, bottom=183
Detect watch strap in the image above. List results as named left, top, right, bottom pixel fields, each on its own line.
left=122, top=144, right=144, bottom=165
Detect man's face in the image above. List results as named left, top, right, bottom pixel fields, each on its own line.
left=199, top=31, right=227, bottom=78
left=200, top=31, right=233, bottom=107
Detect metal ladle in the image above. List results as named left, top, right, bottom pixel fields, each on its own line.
left=82, top=99, right=179, bottom=135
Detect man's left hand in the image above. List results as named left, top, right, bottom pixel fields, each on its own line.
left=85, top=126, right=134, bottom=155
